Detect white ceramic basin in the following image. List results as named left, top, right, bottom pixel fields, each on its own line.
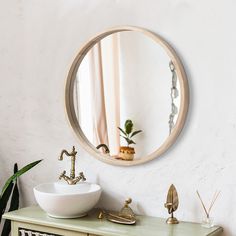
left=34, top=182, right=102, bottom=218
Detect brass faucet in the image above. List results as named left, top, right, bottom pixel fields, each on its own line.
left=96, top=144, right=110, bottom=154
left=58, top=146, right=86, bottom=185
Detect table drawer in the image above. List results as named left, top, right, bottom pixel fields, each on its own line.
left=12, top=222, right=87, bottom=236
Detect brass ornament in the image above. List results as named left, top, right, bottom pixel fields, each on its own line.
left=97, top=198, right=136, bottom=225
left=164, top=184, right=179, bottom=224
left=119, top=198, right=135, bottom=220
left=97, top=210, right=105, bottom=219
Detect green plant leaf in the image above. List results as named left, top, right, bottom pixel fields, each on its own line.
left=118, top=127, right=127, bottom=136
left=1, top=159, right=42, bottom=197
left=130, top=130, right=142, bottom=138
left=9, top=164, right=19, bottom=211
left=128, top=140, right=136, bottom=145
left=9, top=182, right=19, bottom=209
left=120, top=135, right=131, bottom=146
left=0, top=182, right=14, bottom=223
left=123, top=137, right=136, bottom=146
left=2, top=182, right=19, bottom=235
left=125, top=120, right=133, bottom=134
left=1, top=218, right=10, bottom=236
left=14, top=163, right=18, bottom=174
left=1, top=164, right=19, bottom=235
left=123, top=137, right=131, bottom=146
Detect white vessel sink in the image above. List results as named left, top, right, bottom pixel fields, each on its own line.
left=34, top=182, right=102, bottom=218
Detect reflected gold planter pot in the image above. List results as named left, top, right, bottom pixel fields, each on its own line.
left=119, top=147, right=135, bottom=161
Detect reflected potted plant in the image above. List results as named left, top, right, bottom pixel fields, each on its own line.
left=118, top=120, right=142, bottom=161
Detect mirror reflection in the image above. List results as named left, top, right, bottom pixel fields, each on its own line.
left=73, top=31, right=180, bottom=161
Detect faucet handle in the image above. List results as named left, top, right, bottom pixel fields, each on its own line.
left=79, top=172, right=86, bottom=181
left=59, top=170, right=66, bottom=180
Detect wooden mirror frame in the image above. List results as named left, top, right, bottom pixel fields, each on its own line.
left=65, top=26, right=189, bottom=166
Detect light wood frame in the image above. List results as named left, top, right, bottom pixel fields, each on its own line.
left=65, top=26, right=189, bottom=166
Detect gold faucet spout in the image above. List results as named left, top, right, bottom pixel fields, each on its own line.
left=59, top=150, right=69, bottom=160
left=59, top=146, right=77, bottom=160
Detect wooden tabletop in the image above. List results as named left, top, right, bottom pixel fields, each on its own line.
left=3, top=206, right=223, bottom=236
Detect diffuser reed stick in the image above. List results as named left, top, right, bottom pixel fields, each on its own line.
left=196, top=190, right=220, bottom=218
left=208, top=191, right=220, bottom=214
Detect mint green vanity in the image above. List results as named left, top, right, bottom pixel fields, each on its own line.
left=3, top=206, right=223, bottom=236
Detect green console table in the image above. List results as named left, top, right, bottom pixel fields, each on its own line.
left=3, top=206, right=223, bottom=236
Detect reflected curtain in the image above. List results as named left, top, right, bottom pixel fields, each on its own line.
left=88, top=42, right=109, bottom=149
left=87, top=34, right=121, bottom=156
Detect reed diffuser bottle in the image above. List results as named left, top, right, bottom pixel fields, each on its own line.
left=196, top=190, right=220, bottom=228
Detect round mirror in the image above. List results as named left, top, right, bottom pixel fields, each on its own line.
left=65, top=26, right=189, bottom=166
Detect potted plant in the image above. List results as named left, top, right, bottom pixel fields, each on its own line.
left=0, top=160, right=42, bottom=235
left=118, top=120, right=142, bottom=161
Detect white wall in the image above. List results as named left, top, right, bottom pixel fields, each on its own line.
left=0, top=1, right=235, bottom=235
